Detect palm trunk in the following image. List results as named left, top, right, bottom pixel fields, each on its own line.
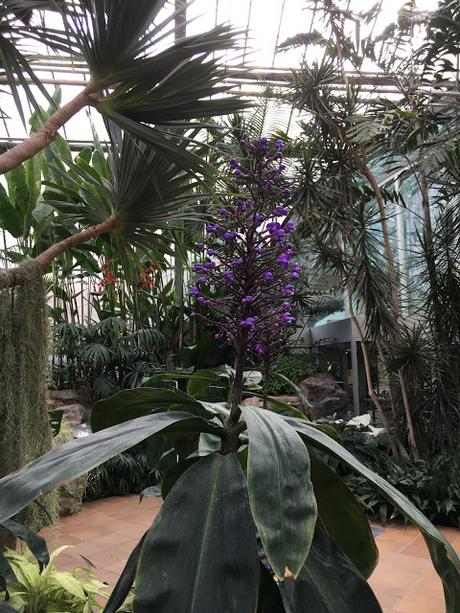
left=0, top=87, right=95, bottom=175
left=349, top=300, right=400, bottom=459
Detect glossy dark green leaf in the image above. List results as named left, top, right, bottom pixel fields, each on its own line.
left=103, top=532, right=147, bottom=613
left=160, top=458, right=198, bottom=499
left=133, top=453, right=259, bottom=613
left=243, top=406, right=317, bottom=579
left=257, top=563, right=286, bottom=613
left=0, top=412, right=209, bottom=523
left=186, top=368, right=224, bottom=398
left=286, top=418, right=460, bottom=611
left=279, top=526, right=382, bottom=613
left=91, top=387, right=203, bottom=431
left=310, top=455, right=378, bottom=578
left=0, top=519, right=49, bottom=570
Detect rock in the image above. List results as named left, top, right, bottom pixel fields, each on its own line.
left=242, top=396, right=264, bottom=407
left=48, top=389, right=80, bottom=405
left=59, top=475, right=88, bottom=517
left=300, top=372, right=349, bottom=419
left=53, top=403, right=88, bottom=430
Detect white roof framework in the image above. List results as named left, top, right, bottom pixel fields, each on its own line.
left=0, top=0, right=441, bottom=146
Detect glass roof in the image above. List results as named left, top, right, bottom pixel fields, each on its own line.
left=0, top=0, right=438, bottom=144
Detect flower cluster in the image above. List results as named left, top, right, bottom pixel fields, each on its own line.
left=189, top=138, right=300, bottom=377
left=137, top=258, right=156, bottom=289
left=96, top=258, right=118, bottom=292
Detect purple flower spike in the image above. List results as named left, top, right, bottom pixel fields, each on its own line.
left=282, top=312, right=296, bottom=324
left=282, top=301, right=291, bottom=310
left=197, top=276, right=207, bottom=285
left=207, top=248, right=217, bottom=256
left=207, top=223, right=220, bottom=234
left=264, top=271, right=273, bottom=282
left=275, top=139, right=285, bottom=149
left=240, top=317, right=256, bottom=328
left=196, top=242, right=205, bottom=250
left=273, top=205, right=289, bottom=216
left=242, top=295, right=253, bottom=303
left=190, top=286, right=200, bottom=297
left=229, top=158, right=238, bottom=169
left=291, top=271, right=300, bottom=280
left=194, top=262, right=204, bottom=272
left=223, top=230, right=237, bottom=241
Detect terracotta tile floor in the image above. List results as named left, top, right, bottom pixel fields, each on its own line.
left=39, top=495, right=459, bottom=612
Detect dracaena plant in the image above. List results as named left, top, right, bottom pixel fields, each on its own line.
left=1, top=144, right=460, bottom=612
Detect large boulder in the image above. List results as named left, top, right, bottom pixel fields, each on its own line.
left=300, top=372, right=349, bottom=419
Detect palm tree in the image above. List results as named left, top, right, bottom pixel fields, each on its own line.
left=0, top=0, right=246, bottom=278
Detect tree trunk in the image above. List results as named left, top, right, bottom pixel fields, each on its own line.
left=0, top=87, right=95, bottom=175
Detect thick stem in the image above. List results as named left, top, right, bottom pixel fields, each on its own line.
left=0, top=87, right=96, bottom=175
left=34, top=215, right=118, bottom=274
left=349, top=303, right=400, bottom=459
left=229, top=339, right=247, bottom=427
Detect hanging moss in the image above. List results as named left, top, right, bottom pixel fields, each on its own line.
left=0, top=261, right=58, bottom=531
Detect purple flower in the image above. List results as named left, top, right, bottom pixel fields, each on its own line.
left=265, top=180, right=274, bottom=190
left=204, top=260, right=215, bottom=270
left=282, top=301, right=291, bottom=310
left=218, top=208, right=229, bottom=217
left=264, top=271, right=273, bottom=282
left=275, top=139, right=285, bottom=149
left=207, top=223, right=220, bottom=234
left=196, top=242, right=205, bottom=251
left=267, top=221, right=281, bottom=235
left=235, top=168, right=243, bottom=178
left=255, top=343, right=265, bottom=354
left=278, top=253, right=292, bottom=269
left=190, top=286, right=200, bottom=297
left=255, top=213, right=265, bottom=224
left=190, top=311, right=198, bottom=318
left=223, top=271, right=235, bottom=283
left=242, top=295, right=253, bottom=303
left=285, top=220, right=296, bottom=232
left=273, top=205, right=289, bottom=216
left=279, top=164, right=286, bottom=172
left=283, top=284, right=294, bottom=296
left=255, top=246, right=265, bottom=255
left=282, top=187, right=292, bottom=199
left=291, top=271, right=300, bottom=280
left=282, top=312, right=296, bottom=324
left=207, top=248, right=218, bottom=256
left=292, top=262, right=301, bottom=272
left=194, top=262, right=204, bottom=272
left=223, top=230, right=237, bottom=241
left=197, top=276, right=207, bottom=285
left=197, top=296, right=206, bottom=304
left=229, top=158, right=238, bottom=169
left=231, top=258, right=243, bottom=266
left=240, top=317, right=256, bottom=328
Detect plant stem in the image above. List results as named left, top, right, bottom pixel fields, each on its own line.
left=0, top=86, right=96, bottom=175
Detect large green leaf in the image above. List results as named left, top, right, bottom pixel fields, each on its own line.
left=257, top=563, right=286, bottom=613
left=91, top=387, right=204, bottom=431
left=242, top=406, right=317, bottom=579
left=310, top=454, right=378, bottom=579
left=286, top=418, right=460, bottom=611
left=0, top=412, right=214, bottom=523
left=0, top=184, right=22, bottom=237
left=133, top=453, right=259, bottom=613
left=279, top=526, right=382, bottom=613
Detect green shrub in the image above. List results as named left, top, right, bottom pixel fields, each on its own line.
left=343, top=452, right=460, bottom=527
left=266, top=353, right=316, bottom=396
left=0, top=546, right=107, bottom=612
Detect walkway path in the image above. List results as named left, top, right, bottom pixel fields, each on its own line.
left=40, top=495, right=460, bottom=612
